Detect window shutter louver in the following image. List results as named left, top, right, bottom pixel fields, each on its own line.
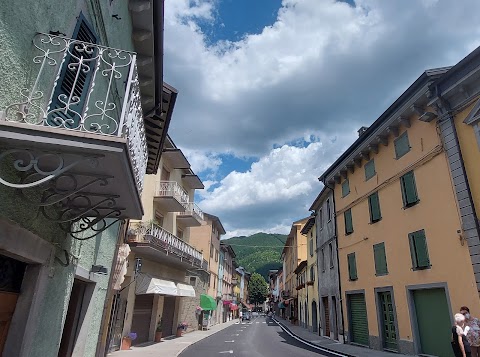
left=344, top=209, right=353, bottom=235
left=348, top=253, right=357, bottom=280
left=394, top=132, right=410, bottom=159
left=368, top=192, right=381, bottom=222
left=365, top=160, right=376, bottom=180
left=401, top=171, right=419, bottom=207
left=373, top=242, right=388, bottom=275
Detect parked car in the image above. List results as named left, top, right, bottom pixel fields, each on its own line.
left=242, top=310, right=251, bottom=321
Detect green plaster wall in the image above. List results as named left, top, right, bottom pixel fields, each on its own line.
left=0, top=0, right=136, bottom=355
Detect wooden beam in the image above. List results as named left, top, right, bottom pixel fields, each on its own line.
left=376, top=135, right=388, bottom=146
left=347, top=163, right=355, bottom=174
left=360, top=151, right=370, bottom=161
left=397, top=116, right=411, bottom=128
left=368, top=144, right=379, bottom=154
left=387, top=125, right=399, bottom=137
left=334, top=175, right=341, bottom=184
left=354, top=158, right=362, bottom=168
left=341, top=169, right=348, bottom=179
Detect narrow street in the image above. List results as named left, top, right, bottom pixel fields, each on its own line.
left=179, top=317, right=339, bottom=357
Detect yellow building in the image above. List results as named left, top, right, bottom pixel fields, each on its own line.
left=281, top=217, right=309, bottom=323
left=319, top=68, right=480, bottom=355
left=294, top=260, right=308, bottom=328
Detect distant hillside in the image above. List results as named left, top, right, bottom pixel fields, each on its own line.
left=222, top=233, right=287, bottom=278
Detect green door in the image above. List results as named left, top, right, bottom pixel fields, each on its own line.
left=349, top=293, right=369, bottom=346
left=379, top=291, right=397, bottom=351
left=412, top=288, right=453, bottom=357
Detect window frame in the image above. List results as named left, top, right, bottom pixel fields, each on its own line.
left=373, top=242, right=388, bottom=276
left=394, top=131, right=411, bottom=159
left=329, top=243, right=334, bottom=268
left=327, top=199, right=332, bottom=222
left=319, top=209, right=323, bottom=230
left=364, top=159, right=376, bottom=181
left=309, top=238, right=314, bottom=257
left=342, top=179, right=350, bottom=197
left=321, top=248, right=326, bottom=272
left=344, top=208, right=354, bottom=235
left=368, top=191, right=382, bottom=223
left=400, top=171, right=419, bottom=208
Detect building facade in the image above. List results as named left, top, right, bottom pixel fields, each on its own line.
left=311, top=188, right=343, bottom=341
left=219, top=242, right=237, bottom=322
left=319, top=68, right=480, bottom=355
left=0, top=1, right=169, bottom=356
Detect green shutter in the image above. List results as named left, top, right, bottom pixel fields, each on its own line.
left=394, top=132, right=410, bottom=159
left=365, top=160, right=376, bottom=181
left=409, top=230, right=430, bottom=269
left=368, top=192, right=382, bottom=222
left=401, top=171, right=419, bottom=207
left=373, top=242, right=388, bottom=275
left=348, top=253, right=357, bottom=280
left=342, top=179, right=350, bottom=197
left=344, top=209, right=353, bottom=235
left=349, top=294, right=369, bottom=346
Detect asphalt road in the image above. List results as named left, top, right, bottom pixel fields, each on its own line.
left=179, top=316, right=340, bottom=357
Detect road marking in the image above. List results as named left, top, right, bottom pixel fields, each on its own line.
left=262, top=322, right=267, bottom=324
left=232, top=334, right=239, bottom=336
left=256, top=322, right=259, bottom=324
left=224, top=340, right=234, bottom=343
left=219, top=351, right=233, bottom=354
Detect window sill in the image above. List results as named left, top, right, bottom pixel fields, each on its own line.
left=345, top=231, right=354, bottom=236
left=349, top=278, right=358, bottom=281
left=375, top=272, right=388, bottom=277
left=403, top=200, right=420, bottom=209
left=370, top=218, right=382, bottom=224
left=412, top=265, right=431, bottom=271
left=330, top=265, right=334, bottom=269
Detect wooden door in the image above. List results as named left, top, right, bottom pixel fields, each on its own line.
left=379, top=291, right=398, bottom=351
left=131, top=294, right=154, bottom=345
left=322, top=297, right=330, bottom=336
left=162, top=296, right=176, bottom=336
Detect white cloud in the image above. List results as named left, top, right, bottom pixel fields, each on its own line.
left=163, top=0, right=480, bottom=235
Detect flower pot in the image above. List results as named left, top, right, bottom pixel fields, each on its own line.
left=154, top=331, right=162, bottom=342
left=176, top=328, right=183, bottom=337
left=121, top=337, right=132, bottom=350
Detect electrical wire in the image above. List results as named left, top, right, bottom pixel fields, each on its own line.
left=224, top=243, right=307, bottom=248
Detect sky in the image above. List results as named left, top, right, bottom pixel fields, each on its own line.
left=163, top=0, right=480, bottom=238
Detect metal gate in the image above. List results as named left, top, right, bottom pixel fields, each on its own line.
left=162, top=296, right=176, bottom=336
left=106, top=294, right=128, bottom=353
left=348, top=293, right=369, bottom=346
left=322, top=296, right=330, bottom=336
left=379, top=291, right=397, bottom=351
left=131, top=294, right=154, bottom=345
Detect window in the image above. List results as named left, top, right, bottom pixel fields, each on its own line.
left=161, top=166, right=170, bottom=181
left=213, top=278, right=216, bottom=289
left=310, top=266, right=315, bottom=281
left=394, top=131, right=410, bottom=159
left=177, top=227, right=183, bottom=239
left=344, top=208, right=353, bottom=235
left=327, top=199, right=332, bottom=221
left=347, top=253, right=357, bottom=281
left=329, top=243, right=334, bottom=268
left=215, top=249, right=219, bottom=262
left=408, top=230, right=430, bottom=270
left=190, top=276, right=197, bottom=286
left=210, top=244, right=214, bottom=258
left=400, top=171, right=419, bottom=207
left=319, top=209, right=323, bottom=229
left=365, top=159, right=376, bottom=181
left=342, top=179, right=350, bottom=197
left=321, top=249, right=326, bottom=272
left=154, top=211, right=164, bottom=226
left=48, top=13, right=98, bottom=128
left=373, top=242, right=388, bottom=276
left=368, top=192, right=382, bottom=223
left=309, top=239, right=314, bottom=257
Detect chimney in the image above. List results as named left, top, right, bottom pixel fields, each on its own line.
left=357, top=126, right=369, bottom=137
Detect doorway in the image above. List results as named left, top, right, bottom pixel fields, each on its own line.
left=332, top=296, right=338, bottom=340
left=58, top=279, right=90, bottom=357
left=322, top=296, right=330, bottom=336
left=131, top=294, right=154, bottom=345
left=312, top=301, right=318, bottom=333
left=0, top=254, right=27, bottom=355
left=378, top=291, right=398, bottom=351
left=162, top=296, right=176, bottom=336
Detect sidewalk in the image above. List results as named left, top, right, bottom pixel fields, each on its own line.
left=108, top=319, right=239, bottom=357
left=273, top=317, right=407, bottom=357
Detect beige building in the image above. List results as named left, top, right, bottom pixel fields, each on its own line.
left=115, top=134, right=208, bottom=346
left=219, top=243, right=237, bottom=322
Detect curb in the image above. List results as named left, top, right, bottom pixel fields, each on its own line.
left=273, top=317, right=354, bottom=357
left=175, top=320, right=238, bottom=356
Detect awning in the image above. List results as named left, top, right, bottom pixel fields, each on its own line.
left=230, top=303, right=239, bottom=310
left=200, top=294, right=217, bottom=310
left=177, top=283, right=196, bottom=297
left=135, top=274, right=177, bottom=296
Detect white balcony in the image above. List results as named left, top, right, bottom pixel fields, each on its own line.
left=154, top=181, right=189, bottom=212
left=176, top=202, right=204, bottom=227
left=129, top=222, right=204, bottom=269
left=0, top=33, right=150, bottom=237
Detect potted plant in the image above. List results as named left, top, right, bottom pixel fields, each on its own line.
left=121, top=332, right=137, bottom=350
left=176, top=322, right=188, bottom=337
left=155, top=317, right=163, bottom=342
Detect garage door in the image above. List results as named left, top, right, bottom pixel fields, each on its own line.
left=131, top=294, right=154, bottom=345
left=412, top=288, right=452, bottom=356
left=348, top=293, right=369, bottom=346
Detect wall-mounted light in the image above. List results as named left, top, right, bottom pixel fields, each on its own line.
left=91, top=265, right=108, bottom=275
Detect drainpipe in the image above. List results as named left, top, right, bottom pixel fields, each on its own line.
left=323, top=180, right=346, bottom=344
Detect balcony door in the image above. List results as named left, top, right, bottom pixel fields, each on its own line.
left=161, top=167, right=170, bottom=181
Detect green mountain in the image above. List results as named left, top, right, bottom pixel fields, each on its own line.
left=222, top=233, right=287, bottom=278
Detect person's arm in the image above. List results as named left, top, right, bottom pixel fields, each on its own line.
left=458, top=333, right=467, bottom=357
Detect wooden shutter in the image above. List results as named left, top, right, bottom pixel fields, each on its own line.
left=373, top=242, right=388, bottom=275
left=368, top=192, right=382, bottom=223
left=409, top=230, right=430, bottom=269
left=347, top=253, right=357, bottom=280
left=349, top=294, right=369, bottom=345
left=365, top=160, right=376, bottom=180
left=48, top=13, right=98, bottom=128
left=401, top=171, right=419, bottom=207
left=344, top=209, right=353, bottom=235
left=394, top=132, right=410, bottom=159
left=342, top=179, right=350, bottom=197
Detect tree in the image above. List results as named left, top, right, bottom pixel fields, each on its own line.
left=248, top=272, right=269, bottom=306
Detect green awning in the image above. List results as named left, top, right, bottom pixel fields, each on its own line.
left=200, top=294, right=217, bottom=310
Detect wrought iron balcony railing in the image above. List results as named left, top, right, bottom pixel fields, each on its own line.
left=0, top=33, right=148, bottom=194
left=155, top=181, right=189, bottom=205
left=177, top=202, right=204, bottom=221
left=131, top=222, right=204, bottom=268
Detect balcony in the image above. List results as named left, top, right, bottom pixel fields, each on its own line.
left=128, top=222, right=204, bottom=269
left=154, top=181, right=189, bottom=212
left=176, top=202, right=204, bottom=227
left=0, top=33, right=154, bottom=237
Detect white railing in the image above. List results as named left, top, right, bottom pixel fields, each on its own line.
left=132, top=222, right=203, bottom=267
left=0, top=33, right=147, bottom=194
left=178, top=202, right=204, bottom=222
left=155, top=181, right=189, bottom=205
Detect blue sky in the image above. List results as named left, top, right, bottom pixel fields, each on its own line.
left=164, top=0, right=480, bottom=237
